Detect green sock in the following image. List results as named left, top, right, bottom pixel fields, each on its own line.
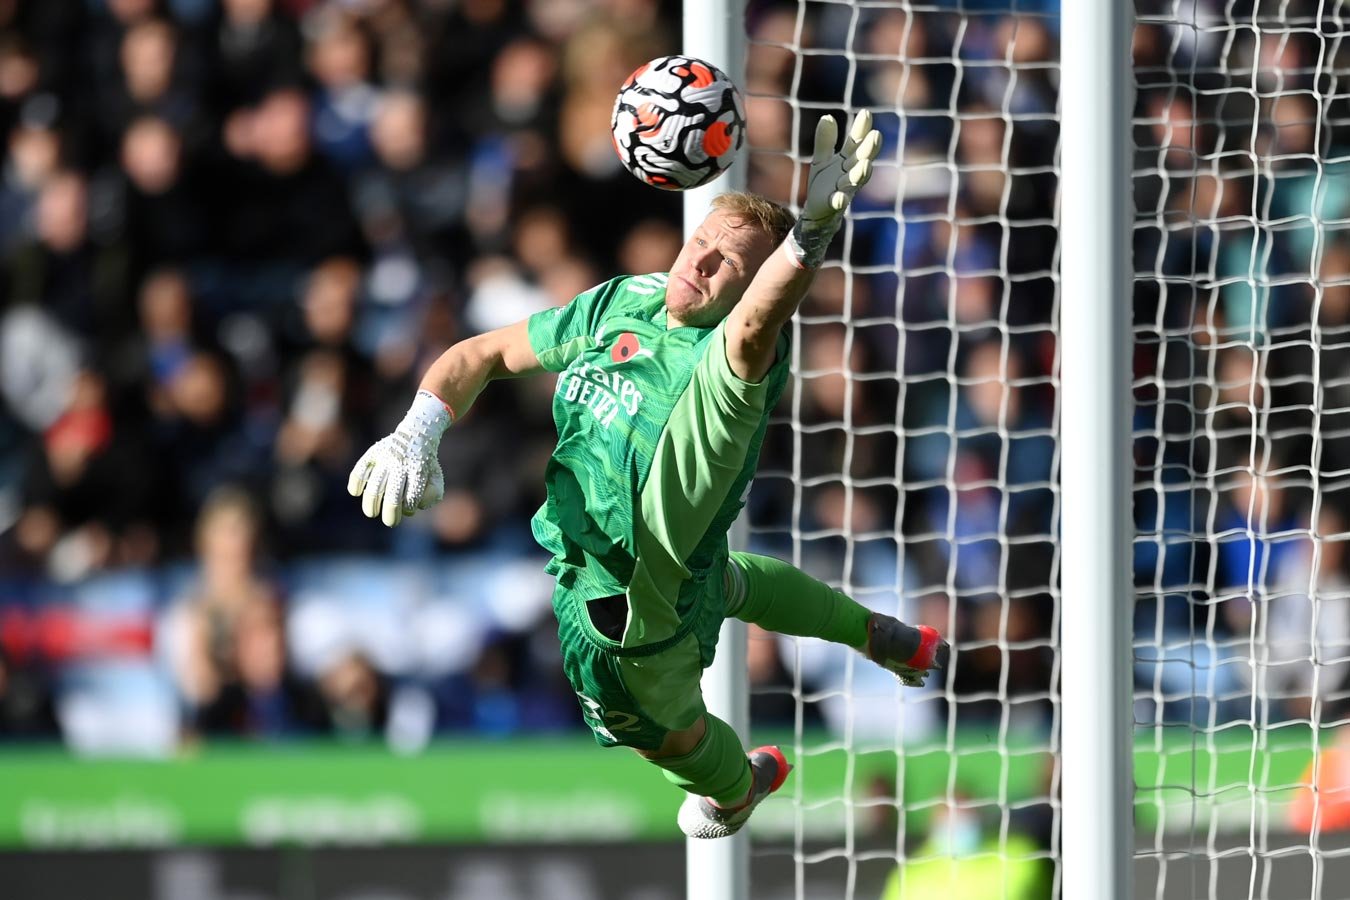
left=725, top=551, right=871, bottom=650
left=652, top=714, right=752, bottom=806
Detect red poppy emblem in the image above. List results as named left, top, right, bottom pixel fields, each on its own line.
left=611, top=332, right=641, bottom=363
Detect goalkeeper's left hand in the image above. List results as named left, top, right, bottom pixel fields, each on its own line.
left=786, top=109, right=883, bottom=270
left=347, top=390, right=453, bottom=527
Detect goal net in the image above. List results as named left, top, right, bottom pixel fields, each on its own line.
left=741, top=2, right=1061, bottom=897
left=1132, top=1, right=1350, bottom=898
left=739, top=0, right=1350, bottom=897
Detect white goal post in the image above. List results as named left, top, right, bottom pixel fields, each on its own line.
left=1059, top=3, right=1133, bottom=900
left=684, top=3, right=750, bottom=900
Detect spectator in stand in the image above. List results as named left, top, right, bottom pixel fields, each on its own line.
left=216, top=85, right=363, bottom=265
left=353, top=88, right=466, bottom=267
left=82, top=0, right=164, bottom=128
left=422, top=0, right=521, bottom=149
left=851, top=8, right=955, bottom=157
left=206, top=0, right=304, bottom=115
left=272, top=347, right=378, bottom=551
left=97, top=17, right=201, bottom=152
left=0, top=647, right=60, bottom=741
left=6, top=169, right=131, bottom=341
left=164, top=485, right=281, bottom=714
left=303, top=7, right=379, bottom=174
left=360, top=0, right=425, bottom=89
left=130, top=267, right=200, bottom=416
left=0, top=99, right=62, bottom=256
left=958, top=341, right=1056, bottom=540
left=14, top=367, right=159, bottom=579
left=0, top=33, right=41, bottom=137
left=316, top=648, right=389, bottom=741
left=270, top=256, right=384, bottom=551
left=553, top=16, right=677, bottom=258
left=114, top=114, right=209, bottom=269
left=1213, top=468, right=1311, bottom=632
left=1263, top=505, right=1350, bottom=724
left=191, top=593, right=329, bottom=738
left=149, top=346, right=261, bottom=534
left=982, top=16, right=1057, bottom=118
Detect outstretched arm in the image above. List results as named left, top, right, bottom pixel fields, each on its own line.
left=725, top=111, right=882, bottom=383
left=417, top=319, right=543, bottom=417
left=348, top=319, right=542, bottom=527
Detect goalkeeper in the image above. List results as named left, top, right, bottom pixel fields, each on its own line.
left=348, top=112, right=948, bottom=839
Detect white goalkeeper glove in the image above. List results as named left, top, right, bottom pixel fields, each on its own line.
left=347, top=389, right=454, bottom=527
left=785, top=110, right=883, bottom=270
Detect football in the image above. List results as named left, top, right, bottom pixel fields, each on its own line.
left=611, top=55, right=746, bottom=191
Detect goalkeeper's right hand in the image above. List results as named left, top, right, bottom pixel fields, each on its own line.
left=785, top=110, right=882, bottom=270
left=347, top=389, right=454, bottom=527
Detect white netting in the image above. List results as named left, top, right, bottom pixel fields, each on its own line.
left=742, top=3, right=1061, bottom=897
left=1132, top=2, right=1350, bottom=898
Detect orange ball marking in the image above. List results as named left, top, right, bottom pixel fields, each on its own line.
left=636, top=103, right=662, bottom=133
left=690, top=63, right=715, bottom=88
left=623, top=62, right=650, bottom=89
left=702, top=120, right=732, bottom=158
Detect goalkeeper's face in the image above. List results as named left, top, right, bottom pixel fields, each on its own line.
left=665, top=210, right=775, bottom=328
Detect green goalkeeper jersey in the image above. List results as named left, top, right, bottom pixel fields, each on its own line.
left=526, top=273, right=791, bottom=652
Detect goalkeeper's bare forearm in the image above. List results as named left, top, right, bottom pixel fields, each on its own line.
left=348, top=319, right=541, bottom=526
left=417, top=319, right=544, bottom=421
left=723, top=244, right=816, bottom=383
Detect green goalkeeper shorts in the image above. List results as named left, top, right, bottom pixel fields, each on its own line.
left=554, top=588, right=713, bottom=752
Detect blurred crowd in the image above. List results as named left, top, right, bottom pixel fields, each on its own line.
left=0, top=0, right=688, bottom=751
left=1131, top=0, right=1350, bottom=731
left=0, top=0, right=1062, bottom=756
left=0, top=0, right=1343, bottom=796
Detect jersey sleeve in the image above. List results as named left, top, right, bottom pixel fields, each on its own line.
left=526, top=277, right=620, bottom=372
left=625, top=321, right=791, bottom=633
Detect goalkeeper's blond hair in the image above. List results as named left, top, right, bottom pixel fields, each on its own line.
left=712, top=192, right=794, bottom=246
